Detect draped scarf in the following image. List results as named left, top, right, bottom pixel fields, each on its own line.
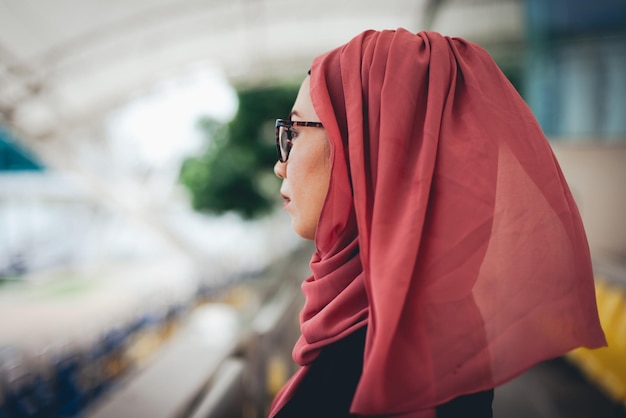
left=269, top=29, right=606, bottom=417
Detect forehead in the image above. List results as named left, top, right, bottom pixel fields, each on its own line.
left=291, top=76, right=318, bottom=120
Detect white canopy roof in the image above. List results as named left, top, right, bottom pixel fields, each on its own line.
left=0, top=0, right=522, bottom=148
left=0, top=0, right=524, bottom=267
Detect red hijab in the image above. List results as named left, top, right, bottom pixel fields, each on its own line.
left=270, top=29, right=606, bottom=417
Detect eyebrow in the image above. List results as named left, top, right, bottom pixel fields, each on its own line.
left=288, top=110, right=301, bottom=120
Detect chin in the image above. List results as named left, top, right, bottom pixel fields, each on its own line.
left=292, top=219, right=315, bottom=241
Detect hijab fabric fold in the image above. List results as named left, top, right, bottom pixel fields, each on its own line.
left=270, top=29, right=606, bottom=417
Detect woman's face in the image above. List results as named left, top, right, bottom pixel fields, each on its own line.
left=274, top=76, right=331, bottom=240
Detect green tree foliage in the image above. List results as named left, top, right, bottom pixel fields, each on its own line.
left=179, top=84, right=299, bottom=219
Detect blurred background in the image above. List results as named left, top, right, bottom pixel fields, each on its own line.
left=0, top=0, right=624, bottom=417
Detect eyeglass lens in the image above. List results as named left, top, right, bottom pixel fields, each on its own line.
left=279, top=125, right=292, bottom=162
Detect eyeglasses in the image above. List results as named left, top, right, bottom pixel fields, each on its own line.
left=275, top=119, right=324, bottom=163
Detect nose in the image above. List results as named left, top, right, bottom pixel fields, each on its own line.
left=274, top=160, right=286, bottom=179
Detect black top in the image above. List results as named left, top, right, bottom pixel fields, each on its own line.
left=275, top=326, right=493, bottom=418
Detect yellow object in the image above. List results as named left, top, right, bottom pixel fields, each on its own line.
left=266, top=355, right=289, bottom=397
left=568, top=279, right=626, bottom=405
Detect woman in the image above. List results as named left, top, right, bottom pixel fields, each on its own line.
left=271, top=29, right=606, bottom=417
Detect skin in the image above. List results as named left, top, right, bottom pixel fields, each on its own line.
left=274, top=76, right=331, bottom=240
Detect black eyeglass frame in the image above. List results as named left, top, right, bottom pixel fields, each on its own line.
left=275, top=119, right=324, bottom=163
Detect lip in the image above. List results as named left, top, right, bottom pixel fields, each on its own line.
left=281, top=193, right=291, bottom=208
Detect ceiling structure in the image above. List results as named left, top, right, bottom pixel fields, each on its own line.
left=0, top=0, right=523, bottom=152
left=0, top=0, right=524, bottom=263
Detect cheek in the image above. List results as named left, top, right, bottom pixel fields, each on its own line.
left=288, top=143, right=330, bottom=196
left=287, top=146, right=331, bottom=238
left=304, top=158, right=331, bottom=219
left=289, top=160, right=324, bottom=207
